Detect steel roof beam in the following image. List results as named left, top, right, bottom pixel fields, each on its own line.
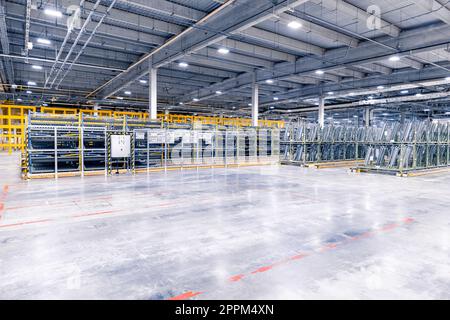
left=182, top=55, right=255, bottom=73
left=310, top=0, right=401, bottom=38
left=238, top=27, right=325, bottom=56
left=216, top=38, right=296, bottom=62
left=275, top=12, right=359, bottom=48
left=356, top=63, right=393, bottom=75
left=162, top=64, right=237, bottom=79
left=180, top=22, right=450, bottom=102
left=403, top=57, right=424, bottom=70
left=195, top=47, right=274, bottom=69
left=114, top=0, right=206, bottom=22
left=330, top=68, right=365, bottom=79
left=90, top=0, right=312, bottom=99
left=414, top=0, right=450, bottom=25
left=81, top=1, right=184, bottom=35
left=259, top=61, right=450, bottom=106
left=6, top=2, right=167, bottom=46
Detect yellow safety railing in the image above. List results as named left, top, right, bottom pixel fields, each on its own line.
left=0, top=104, right=284, bottom=153
left=1, top=104, right=37, bottom=153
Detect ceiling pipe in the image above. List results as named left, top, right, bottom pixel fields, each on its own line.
left=54, top=0, right=118, bottom=89
left=45, top=0, right=87, bottom=88
left=0, top=53, right=125, bottom=72
left=87, top=0, right=237, bottom=99
left=48, top=0, right=103, bottom=88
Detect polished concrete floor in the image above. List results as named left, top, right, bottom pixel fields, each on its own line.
left=0, top=153, right=449, bottom=300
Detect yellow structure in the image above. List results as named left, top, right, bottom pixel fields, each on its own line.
left=0, top=105, right=36, bottom=153
left=0, top=104, right=284, bottom=153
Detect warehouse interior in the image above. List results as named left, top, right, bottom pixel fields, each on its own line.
left=0, top=0, right=449, bottom=300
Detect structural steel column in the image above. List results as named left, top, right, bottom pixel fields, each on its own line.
left=149, top=65, right=157, bottom=120
left=318, top=95, right=325, bottom=127
left=251, top=78, right=259, bottom=127
left=364, top=107, right=371, bottom=127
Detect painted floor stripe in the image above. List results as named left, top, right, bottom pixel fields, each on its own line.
left=168, top=291, right=203, bottom=300
left=168, top=217, right=415, bottom=300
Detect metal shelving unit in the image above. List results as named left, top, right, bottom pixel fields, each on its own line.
left=281, top=122, right=365, bottom=165
left=1, top=105, right=285, bottom=154
left=356, top=121, right=450, bottom=176
left=23, top=114, right=280, bottom=179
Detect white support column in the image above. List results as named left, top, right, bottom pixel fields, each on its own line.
left=149, top=65, right=157, bottom=120
left=364, top=107, right=371, bottom=127
left=318, top=95, right=325, bottom=127
left=251, top=76, right=259, bottom=127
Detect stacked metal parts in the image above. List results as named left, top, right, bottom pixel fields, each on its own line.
left=281, top=122, right=365, bottom=164
left=359, top=120, right=450, bottom=175
left=24, top=113, right=280, bottom=179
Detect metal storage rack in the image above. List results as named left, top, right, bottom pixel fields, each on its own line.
left=23, top=113, right=280, bottom=179
left=1, top=105, right=285, bottom=153
left=355, top=121, right=450, bottom=176
left=281, top=121, right=365, bottom=166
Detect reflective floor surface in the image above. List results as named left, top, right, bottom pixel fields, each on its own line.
left=0, top=153, right=449, bottom=299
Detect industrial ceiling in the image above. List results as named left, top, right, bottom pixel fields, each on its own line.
left=1, top=0, right=450, bottom=121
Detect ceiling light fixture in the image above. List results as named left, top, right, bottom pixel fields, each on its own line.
left=44, top=8, right=63, bottom=18
left=32, top=65, right=43, bottom=70
left=139, top=79, right=147, bottom=84
left=315, top=70, right=324, bottom=75
left=217, top=48, right=230, bottom=54
left=178, top=62, right=189, bottom=68
left=215, top=91, right=222, bottom=95
left=37, top=38, right=51, bottom=45
left=377, top=85, right=384, bottom=89
left=26, top=90, right=32, bottom=94
left=273, top=97, right=279, bottom=101
left=116, top=96, right=124, bottom=100
left=400, top=90, right=409, bottom=94
left=389, top=55, right=401, bottom=62
left=265, top=79, right=274, bottom=84
left=287, top=21, right=302, bottom=29
left=124, top=91, right=131, bottom=95
left=27, top=81, right=37, bottom=86
left=193, top=98, right=199, bottom=102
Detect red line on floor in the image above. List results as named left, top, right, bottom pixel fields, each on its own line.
left=5, top=195, right=113, bottom=211
left=0, top=218, right=53, bottom=228
left=290, top=253, right=309, bottom=261
left=168, top=291, right=203, bottom=300
left=0, top=209, right=124, bottom=229
left=229, top=274, right=245, bottom=282
left=71, top=209, right=120, bottom=218
left=251, top=265, right=274, bottom=274
left=319, top=242, right=339, bottom=252
left=168, top=217, right=416, bottom=300
left=0, top=185, right=9, bottom=221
